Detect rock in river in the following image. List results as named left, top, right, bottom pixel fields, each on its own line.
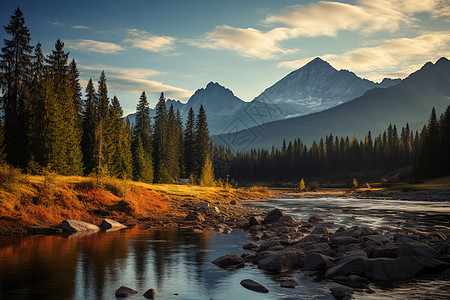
left=99, top=218, right=127, bottom=230
left=280, top=279, right=299, bottom=288
left=212, top=254, right=245, bottom=269
left=143, top=288, right=156, bottom=299
left=240, top=279, right=269, bottom=293
left=249, top=216, right=263, bottom=226
left=60, top=220, right=99, bottom=233
left=263, top=208, right=285, bottom=224
left=308, top=215, right=324, bottom=223
left=115, top=286, right=138, bottom=297
left=329, top=283, right=354, bottom=300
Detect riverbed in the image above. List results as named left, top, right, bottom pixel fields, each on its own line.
left=0, top=197, right=449, bottom=299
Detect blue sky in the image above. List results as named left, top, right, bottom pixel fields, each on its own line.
left=1, top=0, right=449, bottom=115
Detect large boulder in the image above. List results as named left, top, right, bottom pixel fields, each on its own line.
left=257, top=249, right=302, bottom=272
left=303, top=253, right=334, bottom=271
left=60, top=220, right=99, bottom=233
left=143, top=288, right=156, bottom=299
left=212, top=254, right=245, bottom=269
left=364, top=256, right=424, bottom=281
left=240, top=279, right=269, bottom=293
left=184, top=212, right=205, bottom=222
left=278, top=215, right=296, bottom=223
left=325, top=252, right=368, bottom=278
left=115, top=286, right=138, bottom=297
left=308, top=215, right=324, bottom=223
left=263, top=209, right=285, bottom=224
left=329, top=283, right=354, bottom=300
left=311, top=227, right=332, bottom=235
left=100, top=218, right=127, bottom=230
left=249, top=216, right=263, bottom=226
left=243, top=242, right=260, bottom=251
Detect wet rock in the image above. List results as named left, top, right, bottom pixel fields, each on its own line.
left=278, top=215, right=296, bottom=223
left=293, top=242, right=336, bottom=257
left=308, top=215, right=324, bottom=223
left=60, top=220, right=100, bottom=233
left=331, top=236, right=360, bottom=246
left=259, top=240, right=281, bottom=252
left=223, top=227, right=233, bottom=234
left=249, top=216, right=263, bottom=226
left=325, top=252, right=368, bottom=278
left=329, top=283, right=354, bottom=300
left=299, top=234, right=324, bottom=243
left=334, top=226, right=363, bottom=238
left=267, top=245, right=285, bottom=251
left=303, top=253, right=334, bottom=271
left=257, top=249, right=303, bottom=272
left=253, top=236, right=261, bottom=241
left=143, top=288, right=156, bottom=299
left=240, top=279, right=269, bottom=293
left=212, top=254, right=245, bottom=269
left=263, top=208, right=285, bottom=224
left=364, top=256, right=424, bottom=281
left=241, top=252, right=255, bottom=262
left=369, top=244, right=400, bottom=258
left=115, top=286, right=138, bottom=297
left=184, top=212, right=205, bottom=222
left=99, top=218, right=126, bottom=230
left=243, top=242, right=260, bottom=251
left=311, top=226, right=332, bottom=235
left=280, top=279, right=299, bottom=288
left=398, top=238, right=439, bottom=259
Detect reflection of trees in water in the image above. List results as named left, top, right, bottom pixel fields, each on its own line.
left=0, top=235, right=78, bottom=299
left=178, top=231, right=211, bottom=284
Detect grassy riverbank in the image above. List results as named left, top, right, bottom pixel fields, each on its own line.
left=0, top=166, right=274, bottom=234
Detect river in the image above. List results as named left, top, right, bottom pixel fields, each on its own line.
left=0, top=197, right=449, bottom=299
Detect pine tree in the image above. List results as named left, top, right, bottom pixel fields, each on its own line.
left=176, top=109, right=185, bottom=177
left=193, top=105, right=210, bottom=179
left=184, top=107, right=195, bottom=177
left=441, top=105, right=450, bottom=173
left=132, top=92, right=153, bottom=181
left=94, top=71, right=111, bottom=180
left=0, top=7, right=33, bottom=167
left=46, top=40, right=82, bottom=175
left=153, top=92, right=170, bottom=183
left=166, top=104, right=180, bottom=180
left=109, top=96, right=132, bottom=178
left=133, top=91, right=152, bottom=153
left=69, top=59, right=82, bottom=123
left=199, top=154, right=215, bottom=187
left=81, top=79, right=97, bottom=174
left=0, top=120, right=5, bottom=164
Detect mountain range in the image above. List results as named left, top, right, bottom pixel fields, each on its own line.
left=213, top=57, right=450, bottom=151
left=127, top=58, right=400, bottom=134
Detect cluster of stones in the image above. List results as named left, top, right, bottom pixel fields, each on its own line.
left=115, top=286, right=156, bottom=299
left=60, top=218, right=127, bottom=233
left=212, top=208, right=450, bottom=299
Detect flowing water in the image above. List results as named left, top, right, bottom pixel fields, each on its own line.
left=0, top=197, right=449, bottom=300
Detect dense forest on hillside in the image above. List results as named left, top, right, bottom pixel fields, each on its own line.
left=0, top=8, right=213, bottom=184
left=214, top=105, right=450, bottom=183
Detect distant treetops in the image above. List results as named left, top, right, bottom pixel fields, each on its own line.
left=0, top=8, right=214, bottom=185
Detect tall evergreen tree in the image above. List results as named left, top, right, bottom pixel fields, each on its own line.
left=193, top=105, right=210, bottom=179
left=176, top=109, right=185, bottom=177
left=153, top=92, right=170, bottom=183
left=46, top=40, right=82, bottom=175
left=0, top=7, right=33, bottom=167
left=109, top=96, right=132, bottom=178
left=132, top=92, right=153, bottom=181
left=94, top=71, right=110, bottom=180
left=184, top=107, right=195, bottom=177
left=81, top=78, right=97, bottom=174
left=69, top=59, right=82, bottom=122
left=0, top=120, right=5, bottom=164
left=166, top=104, right=180, bottom=180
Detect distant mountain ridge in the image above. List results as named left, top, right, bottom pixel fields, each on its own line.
left=127, top=58, right=401, bottom=134
left=213, top=57, right=450, bottom=151
left=252, top=57, right=400, bottom=119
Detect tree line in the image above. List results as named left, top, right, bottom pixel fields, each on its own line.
left=214, top=105, right=450, bottom=183
left=0, top=8, right=213, bottom=184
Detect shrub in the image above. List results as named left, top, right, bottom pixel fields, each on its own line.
left=248, top=185, right=268, bottom=193
left=365, top=182, right=371, bottom=189
left=299, top=178, right=306, bottom=192
left=352, top=178, right=358, bottom=189
left=0, top=164, right=24, bottom=192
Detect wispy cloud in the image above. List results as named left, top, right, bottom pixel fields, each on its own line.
left=278, top=31, right=450, bottom=81
left=66, top=39, right=125, bottom=54
left=189, top=25, right=297, bottom=60
left=78, top=64, right=193, bottom=101
left=264, top=0, right=447, bottom=37
left=73, top=25, right=89, bottom=30
left=123, top=29, right=176, bottom=53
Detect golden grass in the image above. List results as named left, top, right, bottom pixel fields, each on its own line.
left=0, top=169, right=273, bottom=234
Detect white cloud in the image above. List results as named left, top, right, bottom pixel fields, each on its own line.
left=124, top=29, right=176, bottom=52
left=278, top=31, right=450, bottom=81
left=264, top=0, right=447, bottom=36
left=73, top=25, right=89, bottom=30
left=189, top=25, right=297, bottom=60
left=66, top=39, right=125, bottom=54
left=78, top=64, right=193, bottom=101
